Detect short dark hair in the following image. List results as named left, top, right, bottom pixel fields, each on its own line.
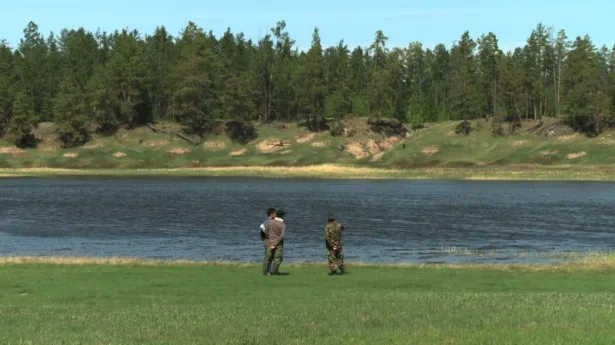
left=276, top=209, right=286, bottom=219
left=328, top=216, right=336, bottom=222
left=267, top=208, right=277, bottom=217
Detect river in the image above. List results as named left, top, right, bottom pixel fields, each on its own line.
left=1, top=178, right=614, bottom=263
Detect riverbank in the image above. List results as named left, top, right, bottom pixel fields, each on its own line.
left=2, top=164, right=615, bottom=180
left=1, top=258, right=614, bottom=345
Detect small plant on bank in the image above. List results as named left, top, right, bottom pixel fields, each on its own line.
left=225, top=120, right=258, bottom=144
left=455, top=119, right=472, bottom=135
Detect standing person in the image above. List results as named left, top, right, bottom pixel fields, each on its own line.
left=324, top=216, right=345, bottom=275
left=260, top=208, right=276, bottom=275
left=264, top=209, right=286, bottom=275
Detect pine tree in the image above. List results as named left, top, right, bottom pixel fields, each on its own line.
left=477, top=32, right=501, bottom=118
left=144, top=27, right=175, bottom=121
left=10, top=90, right=38, bottom=147
left=368, top=30, right=394, bottom=118
left=449, top=31, right=480, bottom=120
left=562, top=36, right=601, bottom=134
left=298, top=28, right=327, bottom=129
left=172, top=22, right=221, bottom=136
left=15, top=22, right=49, bottom=123
left=0, top=41, right=14, bottom=136
left=54, top=75, right=90, bottom=147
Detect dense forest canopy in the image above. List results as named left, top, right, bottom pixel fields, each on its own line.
left=0, top=21, right=614, bottom=147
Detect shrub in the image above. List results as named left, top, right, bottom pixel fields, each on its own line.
left=225, top=120, right=258, bottom=144
left=455, top=120, right=472, bottom=135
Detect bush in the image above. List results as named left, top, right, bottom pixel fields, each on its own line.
left=307, top=116, right=328, bottom=132
left=14, top=131, right=38, bottom=148
left=330, top=121, right=344, bottom=137
left=367, top=117, right=408, bottom=136
left=57, top=122, right=91, bottom=148
left=491, top=117, right=505, bottom=137
left=564, top=114, right=602, bottom=137
left=225, top=120, right=257, bottom=144
left=455, top=120, right=472, bottom=135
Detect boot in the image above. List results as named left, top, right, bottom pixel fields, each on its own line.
left=339, top=267, right=345, bottom=275
left=263, top=262, right=271, bottom=276
left=328, top=266, right=338, bottom=276
left=270, top=263, right=279, bottom=275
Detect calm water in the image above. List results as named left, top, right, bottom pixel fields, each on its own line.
left=1, top=178, right=615, bottom=264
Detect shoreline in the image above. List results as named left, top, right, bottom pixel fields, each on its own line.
left=1, top=255, right=614, bottom=271
left=2, top=164, right=615, bottom=180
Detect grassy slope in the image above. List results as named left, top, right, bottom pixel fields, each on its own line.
left=1, top=263, right=614, bottom=345
left=2, top=118, right=615, bottom=178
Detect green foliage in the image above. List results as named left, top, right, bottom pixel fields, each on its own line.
left=225, top=120, right=257, bottom=144
left=329, top=120, right=344, bottom=136
left=455, top=119, right=472, bottom=135
left=10, top=90, right=39, bottom=147
left=54, top=76, right=90, bottom=147
left=0, top=20, right=613, bottom=137
left=491, top=117, right=505, bottom=137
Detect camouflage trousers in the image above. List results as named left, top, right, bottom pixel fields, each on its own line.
left=264, top=241, right=284, bottom=265
left=327, top=247, right=344, bottom=272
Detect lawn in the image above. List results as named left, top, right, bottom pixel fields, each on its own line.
left=1, top=262, right=614, bottom=345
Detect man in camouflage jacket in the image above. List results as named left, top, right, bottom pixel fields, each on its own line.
left=324, top=216, right=345, bottom=275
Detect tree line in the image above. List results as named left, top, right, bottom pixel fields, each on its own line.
left=0, top=21, right=614, bottom=147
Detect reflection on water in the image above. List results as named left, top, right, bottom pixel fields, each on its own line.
left=1, top=178, right=614, bottom=263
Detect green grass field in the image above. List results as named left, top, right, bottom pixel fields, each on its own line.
left=1, top=261, right=614, bottom=345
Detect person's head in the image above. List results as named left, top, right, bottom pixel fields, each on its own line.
left=267, top=208, right=277, bottom=219
left=276, top=209, right=286, bottom=219
left=328, top=216, right=336, bottom=223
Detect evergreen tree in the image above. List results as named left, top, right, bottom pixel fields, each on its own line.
left=298, top=28, right=327, bottom=129
left=449, top=31, right=480, bottom=120
left=144, top=26, right=175, bottom=121
left=54, top=75, right=90, bottom=147
left=0, top=41, right=13, bottom=136
left=10, top=90, right=38, bottom=147
left=172, top=22, right=221, bottom=136
left=368, top=30, right=394, bottom=118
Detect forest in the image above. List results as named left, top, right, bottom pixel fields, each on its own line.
left=0, top=21, right=614, bottom=148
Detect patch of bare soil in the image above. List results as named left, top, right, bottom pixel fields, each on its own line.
left=371, top=152, right=384, bottom=162
left=0, top=146, right=25, bottom=156
left=257, top=140, right=290, bottom=153
left=512, top=140, right=529, bottom=146
left=143, top=140, right=169, bottom=148
left=280, top=150, right=292, bottom=155
left=62, top=153, right=79, bottom=158
left=168, top=148, right=190, bottom=155
left=366, top=140, right=381, bottom=155
left=202, top=141, right=227, bottom=151
left=229, top=149, right=246, bottom=156
left=311, top=141, right=328, bottom=148
left=344, top=141, right=369, bottom=159
left=446, top=131, right=456, bottom=137
left=421, top=145, right=440, bottom=155
left=566, top=151, right=586, bottom=159
left=113, top=152, right=127, bottom=158
left=540, top=150, right=558, bottom=155
left=296, top=133, right=316, bottom=144
left=557, top=134, right=579, bottom=142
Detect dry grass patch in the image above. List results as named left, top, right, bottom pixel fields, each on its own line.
left=62, top=152, right=79, bottom=158
left=557, top=134, right=580, bottom=142
left=0, top=146, right=25, bottom=156
left=540, top=150, right=558, bottom=156
left=566, top=151, right=587, bottom=159
left=421, top=145, right=440, bottom=155
left=202, top=141, right=227, bottom=151
left=257, top=140, right=290, bottom=153
left=280, top=150, right=292, bottom=155
left=143, top=139, right=170, bottom=148
left=168, top=148, right=190, bottom=155
left=311, top=141, right=328, bottom=148
left=371, top=152, right=384, bottom=162
left=113, top=152, right=127, bottom=158
left=296, top=133, right=316, bottom=144
left=344, top=141, right=369, bottom=159
left=229, top=149, right=246, bottom=156
left=512, top=140, right=529, bottom=146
